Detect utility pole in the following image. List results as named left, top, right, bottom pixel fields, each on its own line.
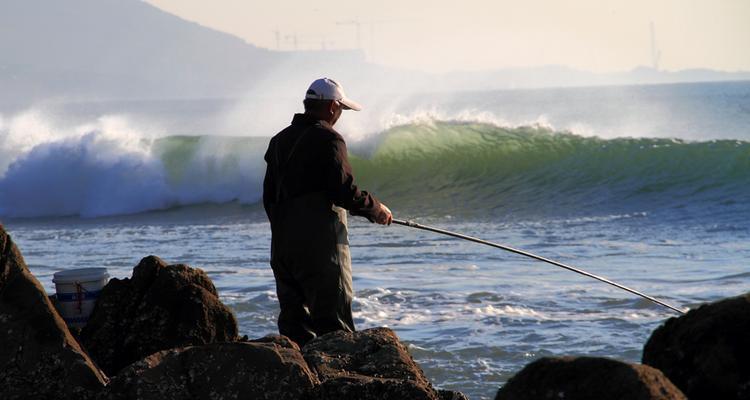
left=295, top=34, right=335, bottom=51
left=273, top=29, right=281, bottom=50
left=285, top=33, right=298, bottom=50
left=650, top=21, right=661, bottom=71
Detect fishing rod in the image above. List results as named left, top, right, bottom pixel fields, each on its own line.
left=392, top=218, right=686, bottom=315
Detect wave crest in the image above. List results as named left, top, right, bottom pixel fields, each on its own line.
left=1, top=116, right=748, bottom=219
left=351, top=121, right=750, bottom=218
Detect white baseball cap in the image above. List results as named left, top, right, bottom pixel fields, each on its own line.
left=305, top=78, right=363, bottom=111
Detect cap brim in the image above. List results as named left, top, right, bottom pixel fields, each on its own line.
left=339, top=97, right=362, bottom=111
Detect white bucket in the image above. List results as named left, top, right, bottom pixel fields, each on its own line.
left=52, top=268, right=109, bottom=328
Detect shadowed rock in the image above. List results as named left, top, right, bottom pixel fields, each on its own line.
left=249, top=333, right=302, bottom=351
left=303, top=327, right=467, bottom=400
left=643, top=293, right=750, bottom=400
left=80, top=255, right=239, bottom=376
left=495, top=356, right=685, bottom=400
left=0, top=224, right=107, bottom=399
left=104, top=341, right=318, bottom=400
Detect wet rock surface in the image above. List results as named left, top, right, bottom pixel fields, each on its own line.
left=0, top=224, right=107, bottom=399
left=80, top=255, right=239, bottom=376
left=303, top=327, right=463, bottom=400
left=643, top=293, right=750, bottom=400
left=104, top=341, right=318, bottom=400
left=494, top=356, right=686, bottom=400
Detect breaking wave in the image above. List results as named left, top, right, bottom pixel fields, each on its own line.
left=1, top=115, right=748, bottom=219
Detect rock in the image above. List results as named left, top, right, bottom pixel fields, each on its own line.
left=80, top=255, right=239, bottom=376
left=313, top=377, right=444, bottom=400
left=104, top=341, right=318, bottom=400
left=438, top=389, right=471, bottom=400
left=249, top=333, right=302, bottom=351
left=642, top=293, right=750, bottom=400
left=303, top=327, right=462, bottom=400
left=0, top=224, right=107, bottom=399
left=494, top=356, right=686, bottom=400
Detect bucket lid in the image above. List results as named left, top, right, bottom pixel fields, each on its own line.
left=53, top=268, right=110, bottom=284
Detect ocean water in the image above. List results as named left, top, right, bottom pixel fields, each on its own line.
left=2, top=81, right=749, bottom=399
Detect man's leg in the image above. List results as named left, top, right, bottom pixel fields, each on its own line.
left=271, top=259, right=316, bottom=346
left=304, top=242, right=355, bottom=336
left=277, top=199, right=355, bottom=340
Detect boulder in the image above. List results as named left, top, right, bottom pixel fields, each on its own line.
left=642, top=293, right=750, bottom=400
left=494, top=356, right=685, bottom=400
left=249, top=333, right=302, bottom=351
left=438, top=389, right=471, bottom=400
left=80, top=255, right=239, bottom=376
left=104, top=341, right=318, bottom=400
left=303, top=327, right=466, bottom=400
left=0, top=224, right=107, bottom=399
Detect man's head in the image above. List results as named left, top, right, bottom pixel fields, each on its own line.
left=303, top=78, right=362, bottom=126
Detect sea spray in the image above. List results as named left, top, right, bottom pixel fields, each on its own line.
left=0, top=130, right=267, bottom=218
left=0, top=130, right=170, bottom=217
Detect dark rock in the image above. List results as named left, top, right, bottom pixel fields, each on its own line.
left=80, top=255, right=239, bottom=376
left=495, top=356, right=685, bottom=400
left=303, top=327, right=431, bottom=385
left=103, top=341, right=318, bottom=400
left=250, top=333, right=301, bottom=351
left=643, top=293, right=750, bottom=400
left=303, top=327, right=460, bottom=400
left=314, top=376, right=443, bottom=400
left=438, top=388, right=471, bottom=400
left=0, top=224, right=107, bottom=399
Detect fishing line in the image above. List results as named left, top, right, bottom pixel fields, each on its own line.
left=392, top=218, right=686, bottom=315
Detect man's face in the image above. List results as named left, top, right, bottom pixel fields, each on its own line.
left=330, top=101, right=344, bottom=126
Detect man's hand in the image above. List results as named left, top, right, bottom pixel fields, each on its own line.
left=374, top=203, right=393, bottom=225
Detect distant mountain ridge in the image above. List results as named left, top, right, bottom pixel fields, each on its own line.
left=444, top=65, right=750, bottom=91
left=0, top=0, right=365, bottom=104
left=1, top=0, right=748, bottom=106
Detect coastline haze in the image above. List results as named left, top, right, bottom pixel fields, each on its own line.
left=144, top=0, right=750, bottom=73
left=2, top=0, right=749, bottom=110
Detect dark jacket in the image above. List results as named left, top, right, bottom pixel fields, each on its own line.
left=263, top=113, right=380, bottom=222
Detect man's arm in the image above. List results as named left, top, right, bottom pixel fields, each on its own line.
left=324, top=135, right=391, bottom=224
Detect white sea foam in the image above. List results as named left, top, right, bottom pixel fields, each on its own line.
left=0, top=113, right=169, bottom=217
left=466, top=304, right=545, bottom=319
left=0, top=110, right=265, bottom=218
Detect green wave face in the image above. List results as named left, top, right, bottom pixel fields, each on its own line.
left=82, top=122, right=748, bottom=220
left=349, top=122, right=750, bottom=219
left=153, top=135, right=268, bottom=188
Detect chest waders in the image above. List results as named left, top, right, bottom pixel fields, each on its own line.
left=268, top=128, right=355, bottom=346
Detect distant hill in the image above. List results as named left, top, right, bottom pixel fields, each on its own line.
left=447, top=65, right=750, bottom=90
left=0, top=0, right=367, bottom=104
left=1, top=0, right=748, bottom=107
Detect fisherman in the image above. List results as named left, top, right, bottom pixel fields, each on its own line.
left=263, top=77, right=392, bottom=346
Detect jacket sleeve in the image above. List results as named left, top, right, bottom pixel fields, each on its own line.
left=324, top=134, right=381, bottom=221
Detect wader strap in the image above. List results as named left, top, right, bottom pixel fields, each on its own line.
left=273, top=126, right=313, bottom=204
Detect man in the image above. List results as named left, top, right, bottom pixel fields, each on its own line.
left=263, top=77, right=392, bottom=346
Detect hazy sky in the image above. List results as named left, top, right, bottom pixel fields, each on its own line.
left=146, top=0, right=750, bottom=73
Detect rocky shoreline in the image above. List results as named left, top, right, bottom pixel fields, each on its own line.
left=1, top=224, right=748, bottom=399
